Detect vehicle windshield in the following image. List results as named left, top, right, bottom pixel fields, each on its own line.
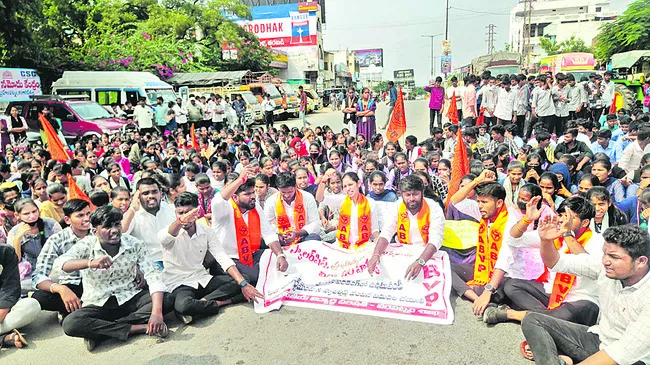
left=69, top=102, right=114, bottom=120
left=146, top=88, right=177, bottom=104
left=566, top=71, right=598, bottom=81
left=241, top=93, right=260, bottom=105
left=282, top=84, right=298, bottom=97
left=263, top=84, right=282, bottom=99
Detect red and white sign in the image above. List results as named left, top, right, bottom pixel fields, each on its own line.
left=238, top=11, right=318, bottom=49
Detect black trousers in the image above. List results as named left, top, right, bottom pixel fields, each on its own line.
left=172, top=275, right=244, bottom=316
left=429, top=109, right=442, bottom=133
left=232, top=249, right=266, bottom=286
left=526, top=113, right=537, bottom=139
left=484, top=116, right=497, bottom=129
left=32, top=283, right=83, bottom=314
left=503, top=279, right=599, bottom=326
left=591, top=107, right=604, bottom=126
left=450, top=262, right=509, bottom=303
left=264, top=111, right=274, bottom=129
left=538, top=115, right=556, bottom=134
left=515, top=115, right=526, bottom=136
left=62, top=290, right=174, bottom=341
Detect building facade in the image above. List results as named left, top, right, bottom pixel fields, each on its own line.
left=509, top=0, right=617, bottom=62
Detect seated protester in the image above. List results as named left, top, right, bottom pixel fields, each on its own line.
left=527, top=129, right=556, bottom=164
left=210, top=161, right=227, bottom=191
left=123, top=177, right=176, bottom=271
left=539, top=172, right=565, bottom=213
left=587, top=186, right=628, bottom=234
left=590, top=157, right=625, bottom=203
left=54, top=206, right=173, bottom=352
left=486, top=197, right=602, bottom=328
left=31, top=200, right=91, bottom=323
left=554, top=128, right=593, bottom=172
left=471, top=184, right=553, bottom=317
left=576, top=174, right=601, bottom=197
left=110, top=187, right=132, bottom=214
left=367, top=175, right=445, bottom=279
left=30, top=178, right=49, bottom=208
left=259, top=157, right=278, bottom=188
left=386, top=152, right=412, bottom=191
left=618, top=186, right=650, bottom=229
left=412, top=158, right=448, bottom=202
left=84, top=150, right=104, bottom=179
left=91, top=175, right=111, bottom=194
left=89, top=189, right=109, bottom=207
left=500, top=161, right=526, bottom=208
left=549, top=162, right=574, bottom=200
left=315, top=171, right=379, bottom=250
left=0, top=245, right=41, bottom=349
left=295, top=167, right=318, bottom=197
left=413, top=171, right=445, bottom=210
left=591, top=129, right=623, bottom=164
left=379, top=142, right=399, bottom=171
left=522, top=224, right=650, bottom=365
left=254, top=174, right=276, bottom=210
left=8, top=198, right=62, bottom=281
left=0, top=183, right=21, bottom=244
left=160, top=193, right=263, bottom=324
left=446, top=173, right=482, bottom=222
left=619, top=123, right=650, bottom=179
left=264, top=172, right=322, bottom=245
left=39, top=183, right=68, bottom=226
left=627, top=157, right=650, bottom=197
left=53, top=163, right=90, bottom=194
left=183, top=162, right=201, bottom=194
left=163, top=173, right=186, bottom=206
left=195, top=174, right=215, bottom=225
left=328, top=149, right=353, bottom=174
left=210, top=167, right=287, bottom=284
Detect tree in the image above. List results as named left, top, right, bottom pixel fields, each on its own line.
left=595, top=0, right=650, bottom=60
left=558, top=35, right=593, bottom=54
left=540, top=37, right=561, bottom=56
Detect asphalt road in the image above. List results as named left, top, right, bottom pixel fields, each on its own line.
left=4, top=101, right=530, bottom=364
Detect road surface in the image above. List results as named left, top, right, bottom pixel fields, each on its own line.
left=4, top=101, right=530, bottom=365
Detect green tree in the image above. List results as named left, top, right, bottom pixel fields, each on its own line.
left=540, top=37, right=561, bottom=56
left=558, top=35, right=593, bottom=54
left=595, top=0, right=650, bottom=60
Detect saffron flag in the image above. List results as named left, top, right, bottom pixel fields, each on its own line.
left=446, top=92, right=459, bottom=124
left=39, top=114, right=68, bottom=162
left=476, top=107, right=485, bottom=126
left=609, top=93, right=618, bottom=115
left=446, top=128, right=470, bottom=206
left=190, top=123, right=200, bottom=150
left=386, top=88, right=406, bottom=143
left=67, top=176, right=96, bottom=211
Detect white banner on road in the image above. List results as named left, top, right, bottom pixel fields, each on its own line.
left=254, top=241, right=454, bottom=325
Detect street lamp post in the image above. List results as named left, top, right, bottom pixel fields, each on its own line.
left=421, top=33, right=443, bottom=79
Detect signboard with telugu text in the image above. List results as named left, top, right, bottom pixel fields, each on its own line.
left=235, top=4, right=318, bottom=49
left=0, top=68, right=42, bottom=102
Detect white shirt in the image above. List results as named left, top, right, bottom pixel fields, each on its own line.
left=173, top=104, right=188, bottom=124
left=125, top=201, right=177, bottom=262
left=494, top=87, right=517, bottom=121
left=379, top=197, right=445, bottom=248
left=184, top=176, right=198, bottom=194
left=497, top=207, right=549, bottom=281
left=619, top=141, right=650, bottom=179
left=159, top=223, right=235, bottom=292
left=262, top=99, right=276, bottom=112
left=211, top=193, right=277, bottom=259
left=264, top=190, right=321, bottom=235
left=133, top=105, right=154, bottom=129
left=213, top=100, right=226, bottom=123
left=321, top=194, right=380, bottom=246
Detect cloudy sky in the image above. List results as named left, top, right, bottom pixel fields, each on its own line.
left=322, top=0, right=633, bottom=84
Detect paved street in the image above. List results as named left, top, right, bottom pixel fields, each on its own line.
left=4, top=100, right=529, bottom=365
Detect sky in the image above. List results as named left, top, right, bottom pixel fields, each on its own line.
left=321, top=0, right=634, bottom=85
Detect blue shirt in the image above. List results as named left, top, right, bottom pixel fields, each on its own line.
left=591, top=140, right=623, bottom=163
left=389, top=87, right=398, bottom=106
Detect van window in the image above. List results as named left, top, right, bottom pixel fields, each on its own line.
left=125, top=91, right=139, bottom=105
left=57, top=89, right=91, bottom=97
left=96, top=90, right=121, bottom=105
left=28, top=105, right=40, bottom=120
left=53, top=105, right=75, bottom=122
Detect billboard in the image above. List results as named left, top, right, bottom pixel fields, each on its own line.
left=270, top=49, right=289, bottom=69
left=441, top=55, right=452, bottom=74
left=354, top=49, right=384, bottom=69
left=0, top=68, right=42, bottom=102
left=394, top=69, right=415, bottom=88
left=235, top=4, right=319, bottom=48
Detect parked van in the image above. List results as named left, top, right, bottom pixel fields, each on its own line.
left=227, top=91, right=263, bottom=125
left=240, top=83, right=283, bottom=117
left=51, top=71, right=177, bottom=107
left=276, top=83, right=300, bottom=119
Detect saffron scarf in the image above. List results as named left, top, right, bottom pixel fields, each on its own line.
left=276, top=189, right=306, bottom=245
left=231, top=200, right=261, bottom=267
left=468, top=205, right=509, bottom=286
left=396, top=199, right=430, bottom=245
left=337, top=194, right=372, bottom=250
left=547, top=229, right=592, bottom=310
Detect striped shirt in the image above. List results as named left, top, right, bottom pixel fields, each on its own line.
left=32, top=227, right=92, bottom=288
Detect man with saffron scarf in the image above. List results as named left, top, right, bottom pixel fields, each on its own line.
left=367, top=175, right=445, bottom=280
left=264, top=172, right=322, bottom=246
left=483, top=197, right=602, bottom=329
left=211, top=167, right=287, bottom=285
left=449, top=180, right=509, bottom=302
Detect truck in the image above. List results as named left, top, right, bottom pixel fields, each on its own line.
left=539, top=52, right=598, bottom=82
left=471, top=52, right=521, bottom=77
left=51, top=71, right=177, bottom=107
left=0, top=68, right=43, bottom=112
left=610, top=50, right=650, bottom=110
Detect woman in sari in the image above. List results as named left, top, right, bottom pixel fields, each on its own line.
left=356, top=87, right=377, bottom=141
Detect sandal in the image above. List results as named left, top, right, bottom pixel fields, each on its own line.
left=519, top=340, right=534, bottom=361
left=153, top=322, right=169, bottom=338
left=1, top=329, right=28, bottom=349
left=482, top=304, right=509, bottom=325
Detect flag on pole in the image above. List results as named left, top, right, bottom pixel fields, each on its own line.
left=190, top=123, right=200, bottom=150
left=609, top=93, right=618, bottom=115
left=446, top=128, right=470, bottom=207
left=68, top=175, right=96, bottom=211
left=39, top=113, right=68, bottom=162
left=386, top=88, right=406, bottom=143
left=476, top=107, right=486, bottom=126
left=446, top=92, right=459, bottom=124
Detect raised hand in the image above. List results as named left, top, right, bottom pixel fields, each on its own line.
left=538, top=215, right=563, bottom=241
left=525, top=196, right=543, bottom=222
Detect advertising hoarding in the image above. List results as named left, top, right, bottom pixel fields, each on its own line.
left=354, top=49, right=384, bottom=69
left=235, top=4, right=319, bottom=48
left=393, top=69, right=415, bottom=88
left=0, top=68, right=42, bottom=102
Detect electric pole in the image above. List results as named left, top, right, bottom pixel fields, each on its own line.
left=486, top=24, right=496, bottom=55
left=445, top=0, right=450, bottom=40
left=522, top=0, right=534, bottom=67
left=422, top=33, right=443, bottom=78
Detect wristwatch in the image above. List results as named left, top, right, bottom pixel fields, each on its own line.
left=484, top=284, right=496, bottom=293
left=417, top=258, right=426, bottom=266
left=562, top=231, right=575, bottom=238
left=239, top=279, right=248, bottom=288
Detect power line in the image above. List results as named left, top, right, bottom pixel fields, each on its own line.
left=486, top=24, right=497, bottom=54
left=449, top=6, right=510, bottom=16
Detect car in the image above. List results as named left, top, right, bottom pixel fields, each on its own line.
left=5, top=95, right=130, bottom=143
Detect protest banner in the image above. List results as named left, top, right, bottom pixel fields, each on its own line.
left=255, top=241, right=454, bottom=325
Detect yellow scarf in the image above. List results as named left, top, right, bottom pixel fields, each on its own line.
left=337, top=194, right=372, bottom=250
left=276, top=189, right=306, bottom=245
left=468, top=205, right=508, bottom=286
left=547, top=229, right=592, bottom=310
left=397, top=199, right=430, bottom=245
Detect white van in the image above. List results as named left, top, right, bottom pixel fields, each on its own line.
left=51, top=71, right=177, bottom=107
